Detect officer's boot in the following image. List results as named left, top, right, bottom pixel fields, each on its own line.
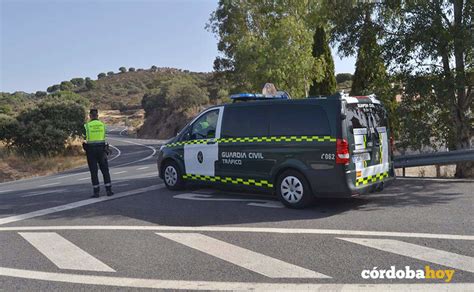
left=106, top=186, right=114, bottom=197
left=91, top=186, right=100, bottom=198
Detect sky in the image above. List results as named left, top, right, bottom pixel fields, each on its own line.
left=0, top=0, right=355, bottom=93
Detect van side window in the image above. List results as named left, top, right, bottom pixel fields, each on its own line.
left=188, top=110, right=219, bottom=140
left=269, top=104, right=331, bottom=136
left=221, top=106, right=268, bottom=137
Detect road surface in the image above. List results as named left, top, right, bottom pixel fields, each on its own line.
left=0, top=128, right=473, bottom=291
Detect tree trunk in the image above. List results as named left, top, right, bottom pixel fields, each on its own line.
left=452, top=0, right=473, bottom=178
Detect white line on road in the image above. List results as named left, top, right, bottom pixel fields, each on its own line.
left=22, top=189, right=67, bottom=198
left=0, top=184, right=164, bottom=226
left=113, top=171, right=127, bottom=175
left=157, top=232, right=329, bottom=278
left=136, top=166, right=150, bottom=170
left=1, top=225, right=472, bottom=241
left=19, top=232, right=115, bottom=272
left=38, top=182, right=60, bottom=187
left=78, top=177, right=89, bottom=181
left=0, top=189, right=12, bottom=194
left=338, top=237, right=474, bottom=273
left=0, top=267, right=471, bottom=291
left=108, top=138, right=156, bottom=167
left=174, top=193, right=284, bottom=208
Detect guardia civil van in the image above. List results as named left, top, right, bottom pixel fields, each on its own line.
left=157, top=91, right=395, bottom=208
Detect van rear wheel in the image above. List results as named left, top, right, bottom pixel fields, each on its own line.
left=276, top=170, right=314, bottom=209
left=163, top=161, right=184, bottom=190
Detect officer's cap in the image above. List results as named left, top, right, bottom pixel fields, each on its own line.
left=89, top=109, right=98, bottom=115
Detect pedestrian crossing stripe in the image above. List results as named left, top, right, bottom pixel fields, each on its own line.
left=14, top=231, right=474, bottom=278
left=183, top=174, right=273, bottom=188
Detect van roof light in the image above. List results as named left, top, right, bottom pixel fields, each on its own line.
left=230, top=84, right=290, bottom=102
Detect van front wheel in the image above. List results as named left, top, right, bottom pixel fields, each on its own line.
left=163, top=161, right=184, bottom=190
left=276, top=170, right=314, bottom=209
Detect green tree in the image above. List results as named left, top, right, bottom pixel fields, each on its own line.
left=70, top=78, right=85, bottom=87
left=384, top=0, right=473, bottom=177
left=208, top=0, right=322, bottom=97
left=119, top=67, right=127, bottom=73
left=85, top=77, right=96, bottom=90
left=309, top=26, right=336, bottom=96
left=60, top=81, right=74, bottom=91
left=129, top=67, right=136, bottom=72
left=150, top=65, right=158, bottom=72
left=0, top=114, right=19, bottom=146
left=47, top=84, right=60, bottom=93
left=35, top=91, right=47, bottom=98
left=107, top=71, right=114, bottom=76
left=97, top=73, right=106, bottom=79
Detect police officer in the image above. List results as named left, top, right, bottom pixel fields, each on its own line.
left=83, top=109, right=113, bottom=198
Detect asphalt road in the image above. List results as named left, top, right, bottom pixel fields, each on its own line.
left=0, top=128, right=473, bottom=291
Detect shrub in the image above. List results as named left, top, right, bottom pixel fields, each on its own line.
left=107, top=71, right=114, bottom=76
left=60, top=81, right=74, bottom=91
left=119, top=67, right=127, bottom=73
left=336, top=73, right=353, bottom=84
left=128, top=67, right=136, bottom=72
left=98, top=73, right=106, bottom=79
left=70, top=78, right=85, bottom=87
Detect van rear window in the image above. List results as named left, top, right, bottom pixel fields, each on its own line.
left=346, top=104, right=387, bottom=131
left=268, top=104, right=331, bottom=136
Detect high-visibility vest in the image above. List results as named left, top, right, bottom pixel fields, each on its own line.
left=84, top=120, right=106, bottom=143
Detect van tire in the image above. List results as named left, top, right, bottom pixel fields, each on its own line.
left=163, top=161, right=184, bottom=190
left=276, top=170, right=314, bottom=209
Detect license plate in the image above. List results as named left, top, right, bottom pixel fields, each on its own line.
left=352, top=153, right=370, bottom=163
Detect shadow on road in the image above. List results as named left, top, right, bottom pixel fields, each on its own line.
left=8, top=175, right=469, bottom=228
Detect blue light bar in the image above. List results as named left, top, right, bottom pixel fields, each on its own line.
left=230, top=93, right=265, bottom=99
left=230, top=92, right=289, bottom=101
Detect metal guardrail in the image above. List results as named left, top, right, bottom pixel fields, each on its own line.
left=393, top=149, right=474, bottom=177
left=394, top=149, right=474, bottom=168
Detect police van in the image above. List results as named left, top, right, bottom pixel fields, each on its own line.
left=157, top=91, right=395, bottom=208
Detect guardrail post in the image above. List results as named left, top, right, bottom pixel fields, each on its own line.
left=436, top=165, right=441, bottom=177
left=402, top=167, right=405, bottom=177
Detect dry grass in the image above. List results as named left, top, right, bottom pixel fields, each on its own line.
left=0, top=143, right=87, bottom=183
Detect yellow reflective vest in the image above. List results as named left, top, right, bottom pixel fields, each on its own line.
left=84, top=120, right=106, bottom=143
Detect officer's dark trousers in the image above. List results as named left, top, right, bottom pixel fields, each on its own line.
left=86, top=144, right=111, bottom=193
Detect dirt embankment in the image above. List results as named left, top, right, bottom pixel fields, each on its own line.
left=137, top=107, right=204, bottom=140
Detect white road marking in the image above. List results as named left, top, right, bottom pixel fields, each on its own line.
left=339, top=237, right=474, bottom=273
left=38, top=182, right=60, bottom=187
left=78, top=177, right=89, bottom=181
left=174, top=193, right=284, bottom=208
left=157, top=232, right=329, bottom=278
left=22, top=189, right=67, bottom=198
left=1, top=225, right=472, bottom=241
left=108, top=138, right=156, bottom=167
left=0, top=189, right=12, bottom=194
left=0, top=184, right=164, bottom=226
left=136, top=166, right=150, bottom=170
left=113, top=171, right=127, bottom=175
left=19, top=232, right=115, bottom=272
left=0, top=267, right=471, bottom=291
left=119, top=128, right=127, bottom=136
left=108, top=144, right=122, bottom=162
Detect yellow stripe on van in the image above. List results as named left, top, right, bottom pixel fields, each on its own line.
left=355, top=171, right=389, bottom=187
left=164, top=136, right=336, bottom=148
left=182, top=174, right=273, bottom=188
